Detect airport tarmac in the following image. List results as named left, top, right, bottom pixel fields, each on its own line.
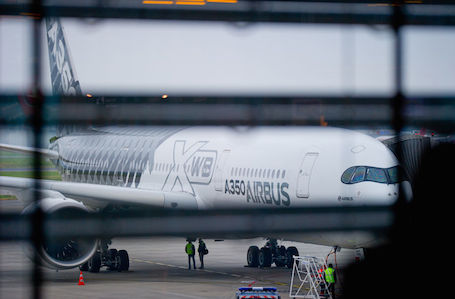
left=0, top=200, right=355, bottom=299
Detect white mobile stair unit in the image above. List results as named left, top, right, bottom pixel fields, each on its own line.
left=289, top=256, right=332, bottom=299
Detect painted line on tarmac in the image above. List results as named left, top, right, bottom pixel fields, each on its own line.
left=133, top=258, right=251, bottom=279
left=132, top=258, right=295, bottom=288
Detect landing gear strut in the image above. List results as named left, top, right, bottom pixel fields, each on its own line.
left=80, top=239, right=130, bottom=272
left=247, top=239, right=298, bottom=268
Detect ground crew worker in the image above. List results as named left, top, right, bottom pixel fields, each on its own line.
left=324, top=263, right=336, bottom=298
left=185, top=240, right=196, bottom=270
left=197, top=238, right=208, bottom=269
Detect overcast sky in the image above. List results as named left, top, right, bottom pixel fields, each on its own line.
left=1, top=17, right=455, bottom=96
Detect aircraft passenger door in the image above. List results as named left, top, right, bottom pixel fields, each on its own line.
left=215, top=150, right=230, bottom=191
left=296, top=152, right=319, bottom=198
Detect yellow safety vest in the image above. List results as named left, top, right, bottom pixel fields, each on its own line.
left=186, top=243, right=194, bottom=255
left=325, top=267, right=335, bottom=283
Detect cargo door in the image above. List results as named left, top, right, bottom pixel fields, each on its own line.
left=215, top=149, right=230, bottom=191
left=296, top=152, right=319, bottom=198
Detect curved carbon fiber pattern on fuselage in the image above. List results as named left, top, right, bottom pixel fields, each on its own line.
left=51, top=126, right=183, bottom=188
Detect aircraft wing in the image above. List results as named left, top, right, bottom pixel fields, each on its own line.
left=0, top=143, right=59, bottom=160
left=0, top=176, right=198, bottom=209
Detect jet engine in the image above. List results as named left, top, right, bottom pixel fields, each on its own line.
left=22, top=191, right=98, bottom=270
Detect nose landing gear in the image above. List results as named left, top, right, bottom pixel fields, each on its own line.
left=247, top=239, right=299, bottom=268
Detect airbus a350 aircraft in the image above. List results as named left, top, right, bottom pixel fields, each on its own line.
left=0, top=18, right=411, bottom=272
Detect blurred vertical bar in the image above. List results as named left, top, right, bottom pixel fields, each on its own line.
left=392, top=1, right=406, bottom=239
left=31, top=0, right=43, bottom=299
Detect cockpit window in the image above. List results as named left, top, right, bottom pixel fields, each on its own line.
left=365, top=168, right=387, bottom=183
left=341, top=165, right=405, bottom=185
left=341, top=167, right=356, bottom=184
left=387, top=166, right=406, bottom=184
left=351, top=167, right=366, bottom=183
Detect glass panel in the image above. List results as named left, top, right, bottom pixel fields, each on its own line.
left=351, top=167, right=366, bottom=183
left=366, top=168, right=387, bottom=183
left=341, top=166, right=356, bottom=184
left=387, top=166, right=406, bottom=184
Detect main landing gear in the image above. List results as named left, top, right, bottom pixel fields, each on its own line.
left=80, top=239, right=130, bottom=273
left=247, top=239, right=298, bottom=268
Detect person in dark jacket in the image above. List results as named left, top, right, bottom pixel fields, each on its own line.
left=197, top=238, right=208, bottom=269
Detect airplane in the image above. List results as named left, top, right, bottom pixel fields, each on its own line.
left=0, top=18, right=412, bottom=272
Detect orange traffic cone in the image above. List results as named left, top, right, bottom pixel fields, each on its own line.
left=78, top=271, right=85, bottom=285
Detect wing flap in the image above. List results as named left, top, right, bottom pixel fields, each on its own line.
left=0, top=176, right=198, bottom=209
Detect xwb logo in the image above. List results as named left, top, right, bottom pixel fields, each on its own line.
left=162, top=141, right=217, bottom=194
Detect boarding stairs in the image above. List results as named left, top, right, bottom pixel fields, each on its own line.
left=289, top=256, right=332, bottom=299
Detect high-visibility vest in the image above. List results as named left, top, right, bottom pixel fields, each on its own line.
left=325, top=267, right=335, bottom=283
left=186, top=243, right=194, bottom=255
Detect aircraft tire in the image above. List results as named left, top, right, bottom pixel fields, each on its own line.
left=107, top=249, right=118, bottom=271
left=286, top=246, right=299, bottom=269
left=259, top=247, right=272, bottom=268
left=247, top=246, right=260, bottom=267
left=274, top=246, right=287, bottom=267
left=117, top=250, right=129, bottom=272
left=88, top=252, right=101, bottom=273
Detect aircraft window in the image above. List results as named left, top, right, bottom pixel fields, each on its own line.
left=351, top=167, right=366, bottom=183
left=366, top=167, right=387, bottom=183
left=231, top=168, right=234, bottom=176
left=242, top=168, right=246, bottom=176
left=276, top=170, right=280, bottom=179
left=254, top=169, right=258, bottom=177
left=341, top=167, right=356, bottom=184
left=258, top=169, right=262, bottom=177
left=267, top=169, right=271, bottom=178
left=271, top=169, right=275, bottom=178
left=282, top=170, right=286, bottom=179
left=247, top=168, right=250, bottom=177
left=387, top=166, right=406, bottom=184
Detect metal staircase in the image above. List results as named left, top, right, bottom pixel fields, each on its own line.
left=289, top=256, right=332, bottom=299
